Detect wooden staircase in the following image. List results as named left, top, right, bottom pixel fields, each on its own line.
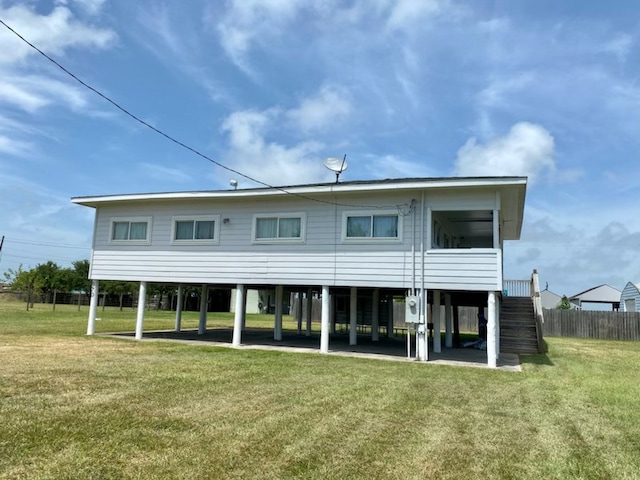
left=500, top=296, right=542, bottom=354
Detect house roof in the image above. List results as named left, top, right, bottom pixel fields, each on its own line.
left=71, top=176, right=527, bottom=239
left=569, top=284, right=621, bottom=304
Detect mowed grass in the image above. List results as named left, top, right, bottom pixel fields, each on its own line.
left=1, top=301, right=640, bottom=479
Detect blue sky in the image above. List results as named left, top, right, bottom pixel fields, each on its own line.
left=0, top=0, right=639, bottom=298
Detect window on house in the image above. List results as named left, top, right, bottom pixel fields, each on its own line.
left=172, top=216, right=219, bottom=244
left=110, top=218, right=151, bottom=244
left=253, top=214, right=305, bottom=242
left=344, top=212, right=400, bottom=240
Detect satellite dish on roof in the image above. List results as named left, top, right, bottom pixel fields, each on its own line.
left=323, top=155, right=348, bottom=183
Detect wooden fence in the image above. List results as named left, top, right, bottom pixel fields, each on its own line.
left=543, top=309, right=640, bottom=341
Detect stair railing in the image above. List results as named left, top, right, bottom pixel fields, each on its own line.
left=530, top=269, right=545, bottom=353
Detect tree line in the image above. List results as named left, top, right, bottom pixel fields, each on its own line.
left=2, top=260, right=207, bottom=312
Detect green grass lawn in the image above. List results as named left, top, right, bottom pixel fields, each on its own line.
left=2, top=301, right=640, bottom=479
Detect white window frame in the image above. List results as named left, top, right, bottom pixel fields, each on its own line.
left=341, top=210, right=402, bottom=243
left=171, top=215, right=220, bottom=245
left=109, top=216, right=152, bottom=245
left=252, top=212, right=306, bottom=244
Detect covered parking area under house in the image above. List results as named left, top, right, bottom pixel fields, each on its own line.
left=86, top=282, right=521, bottom=371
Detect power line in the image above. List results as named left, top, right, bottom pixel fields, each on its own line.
left=5, top=237, right=90, bottom=249
left=0, top=19, right=400, bottom=211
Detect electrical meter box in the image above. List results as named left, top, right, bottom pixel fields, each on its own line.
left=405, top=295, right=420, bottom=324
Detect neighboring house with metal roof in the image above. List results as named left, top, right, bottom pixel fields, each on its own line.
left=72, top=176, right=527, bottom=368
left=620, top=282, right=640, bottom=312
left=569, top=284, right=621, bottom=311
left=540, top=287, right=578, bottom=310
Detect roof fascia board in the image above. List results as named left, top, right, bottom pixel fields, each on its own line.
left=71, top=177, right=527, bottom=207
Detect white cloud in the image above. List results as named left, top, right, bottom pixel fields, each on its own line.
left=0, top=4, right=116, bottom=65
left=599, top=33, right=633, bottom=63
left=386, top=0, right=446, bottom=31
left=454, top=122, right=555, bottom=183
left=287, top=85, right=352, bottom=133
left=215, top=0, right=301, bottom=72
left=0, top=134, right=33, bottom=156
left=58, top=0, right=108, bottom=16
left=0, top=74, right=88, bottom=112
left=366, top=155, right=438, bottom=179
left=220, top=109, right=328, bottom=186
left=138, top=163, right=194, bottom=184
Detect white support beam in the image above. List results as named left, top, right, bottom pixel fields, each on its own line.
left=495, top=295, right=501, bottom=359
left=433, top=290, right=442, bottom=353
left=487, top=291, right=497, bottom=368
left=135, top=281, right=147, bottom=340
left=232, top=284, right=245, bottom=347
left=444, top=293, right=452, bottom=348
left=174, top=284, right=183, bottom=332
left=372, top=289, right=380, bottom=342
left=305, top=288, right=313, bottom=337
left=320, top=286, right=330, bottom=353
left=274, top=285, right=283, bottom=341
left=87, top=279, right=99, bottom=335
left=198, top=284, right=208, bottom=335
left=349, top=287, right=357, bottom=346
left=493, top=209, right=500, bottom=249
left=417, top=289, right=428, bottom=361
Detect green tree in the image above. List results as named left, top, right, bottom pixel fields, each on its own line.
left=34, top=261, right=61, bottom=304
left=102, top=280, right=135, bottom=311
left=71, top=259, right=91, bottom=310
left=557, top=295, right=572, bottom=310
left=4, top=265, right=41, bottom=311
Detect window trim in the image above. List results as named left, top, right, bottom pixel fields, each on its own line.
left=170, top=215, right=221, bottom=245
left=341, top=210, right=402, bottom=243
left=252, top=212, right=306, bottom=244
left=109, top=216, right=152, bottom=245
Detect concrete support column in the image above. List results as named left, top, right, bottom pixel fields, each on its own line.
left=349, top=287, right=358, bottom=346
left=417, top=289, right=428, bottom=361
left=174, top=284, right=184, bottom=332
left=87, top=279, right=99, bottom=335
left=444, top=293, right=452, bottom=348
left=320, top=286, right=330, bottom=353
left=232, top=284, right=245, bottom=347
left=495, top=296, right=501, bottom=359
left=487, top=291, right=497, bottom=368
left=371, top=288, right=380, bottom=341
left=305, top=288, right=313, bottom=337
left=198, top=284, right=208, bottom=335
left=433, top=290, right=442, bottom=353
left=135, top=281, right=147, bottom=340
left=274, top=285, right=283, bottom=341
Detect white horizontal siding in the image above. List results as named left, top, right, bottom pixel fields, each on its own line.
left=90, top=248, right=501, bottom=291
left=423, top=249, right=501, bottom=291
left=90, top=250, right=413, bottom=288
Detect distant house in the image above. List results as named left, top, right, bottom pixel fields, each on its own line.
left=620, top=282, right=640, bottom=312
left=540, top=288, right=577, bottom=309
left=569, top=284, right=621, bottom=311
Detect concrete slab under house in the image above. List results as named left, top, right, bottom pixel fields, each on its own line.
left=72, top=176, right=538, bottom=368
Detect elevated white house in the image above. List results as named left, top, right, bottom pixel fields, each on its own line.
left=72, top=176, right=527, bottom=367
left=620, top=282, right=640, bottom=312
